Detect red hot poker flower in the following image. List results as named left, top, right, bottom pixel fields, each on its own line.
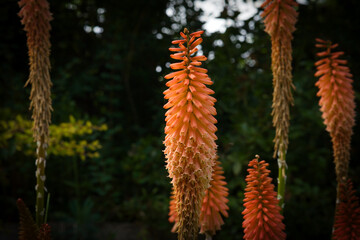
left=314, top=39, right=356, bottom=185
left=163, top=28, right=217, bottom=240
left=18, top=0, right=53, bottom=144
left=18, top=0, right=53, bottom=226
left=333, top=180, right=360, bottom=240
left=242, top=156, right=286, bottom=240
left=261, top=0, right=298, bottom=209
left=261, top=0, right=298, bottom=159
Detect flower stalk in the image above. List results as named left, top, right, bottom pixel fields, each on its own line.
left=261, top=0, right=298, bottom=209
left=18, top=0, right=53, bottom=226
left=163, top=28, right=217, bottom=240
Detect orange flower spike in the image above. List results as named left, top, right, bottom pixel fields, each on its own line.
left=333, top=180, right=360, bottom=240
left=242, top=156, right=286, bottom=240
left=314, top=39, right=356, bottom=185
left=164, top=28, right=217, bottom=240
left=168, top=160, right=229, bottom=237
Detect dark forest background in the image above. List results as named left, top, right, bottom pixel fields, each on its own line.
left=1, top=0, right=360, bottom=239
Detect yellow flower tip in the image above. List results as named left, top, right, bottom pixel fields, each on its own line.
left=164, top=28, right=217, bottom=239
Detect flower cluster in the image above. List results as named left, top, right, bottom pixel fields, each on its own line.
left=261, top=0, right=298, bottom=158
left=242, top=156, right=286, bottom=240
left=18, top=0, right=53, bottom=144
left=163, top=28, right=218, bottom=240
left=314, top=38, right=356, bottom=184
left=18, top=0, right=53, bottom=226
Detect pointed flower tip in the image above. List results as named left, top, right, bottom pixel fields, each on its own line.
left=242, top=156, right=286, bottom=240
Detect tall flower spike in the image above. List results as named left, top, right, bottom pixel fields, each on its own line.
left=18, top=0, right=53, bottom=225
left=164, top=28, right=217, bottom=240
left=261, top=0, right=298, bottom=209
left=333, top=180, right=360, bottom=240
left=314, top=39, right=356, bottom=188
left=168, top=160, right=229, bottom=237
left=242, top=156, right=286, bottom=240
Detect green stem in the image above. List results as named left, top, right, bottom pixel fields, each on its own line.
left=277, top=145, right=287, bottom=211
left=35, top=136, right=47, bottom=226
left=44, top=193, right=50, bottom=223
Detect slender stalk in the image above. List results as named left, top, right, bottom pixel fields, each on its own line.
left=44, top=193, right=50, bottom=224
left=277, top=144, right=287, bottom=210
left=35, top=136, right=47, bottom=225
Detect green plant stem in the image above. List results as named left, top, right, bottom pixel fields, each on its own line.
left=44, top=193, right=50, bottom=223
left=277, top=146, right=287, bottom=211
left=35, top=136, right=47, bottom=226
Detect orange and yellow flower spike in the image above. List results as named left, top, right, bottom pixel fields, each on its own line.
left=261, top=0, right=298, bottom=209
left=242, top=156, right=286, bottom=240
left=163, top=28, right=217, bottom=240
left=168, top=160, right=229, bottom=238
left=314, top=39, right=356, bottom=189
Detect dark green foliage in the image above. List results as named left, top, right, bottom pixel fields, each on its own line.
left=1, top=0, right=360, bottom=239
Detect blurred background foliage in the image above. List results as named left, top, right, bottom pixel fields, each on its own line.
left=0, top=0, right=359, bottom=239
